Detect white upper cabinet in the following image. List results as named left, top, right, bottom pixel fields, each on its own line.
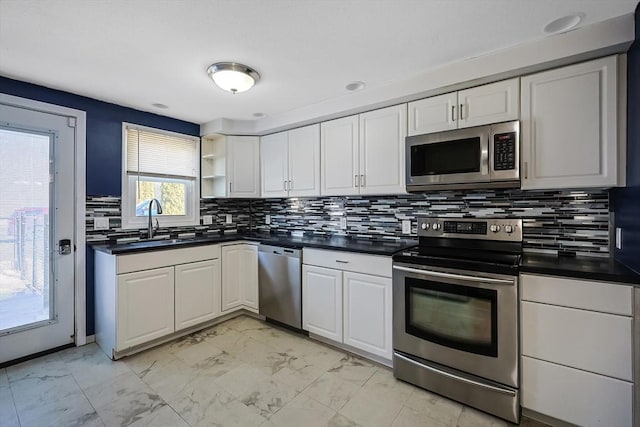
left=408, top=78, right=519, bottom=135
left=228, top=136, right=260, bottom=197
left=321, top=115, right=360, bottom=196
left=321, top=105, right=406, bottom=196
left=521, top=56, right=622, bottom=190
left=261, top=125, right=320, bottom=198
left=359, top=105, right=407, bottom=195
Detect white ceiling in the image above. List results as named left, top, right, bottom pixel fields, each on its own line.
left=1, top=0, right=638, bottom=127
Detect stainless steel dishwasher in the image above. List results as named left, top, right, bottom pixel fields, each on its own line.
left=258, top=244, right=302, bottom=330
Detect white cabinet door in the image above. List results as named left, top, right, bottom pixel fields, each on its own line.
left=221, top=245, right=243, bottom=311
left=302, top=265, right=343, bottom=342
left=321, top=115, right=359, bottom=196
left=261, top=132, right=289, bottom=197
left=288, top=124, right=320, bottom=197
left=522, top=356, right=633, bottom=427
left=175, top=259, right=221, bottom=331
left=228, top=136, right=260, bottom=197
left=458, top=78, right=519, bottom=128
left=359, top=105, right=407, bottom=195
left=407, top=92, right=458, bottom=135
left=343, top=272, right=392, bottom=359
left=117, top=267, right=174, bottom=350
left=239, top=244, right=259, bottom=310
left=521, top=56, right=619, bottom=189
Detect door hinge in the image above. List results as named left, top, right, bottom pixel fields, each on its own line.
left=68, top=117, right=77, bottom=128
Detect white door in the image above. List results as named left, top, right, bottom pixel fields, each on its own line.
left=321, top=116, right=359, bottom=196
left=343, top=272, right=392, bottom=359
left=261, top=132, right=289, bottom=197
left=407, top=92, right=458, bottom=135
left=175, top=259, right=220, bottom=331
left=288, top=124, right=320, bottom=197
left=302, top=264, right=343, bottom=342
left=359, top=105, right=407, bottom=195
left=239, top=245, right=259, bottom=310
left=221, top=245, right=243, bottom=311
left=458, top=78, right=519, bottom=128
left=228, top=136, right=260, bottom=197
left=0, top=102, right=77, bottom=364
left=117, top=267, right=175, bottom=350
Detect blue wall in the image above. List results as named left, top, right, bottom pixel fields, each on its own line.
left=613, top=3, right=640, bottom=275
left=1, top=76, right=200, bottom=335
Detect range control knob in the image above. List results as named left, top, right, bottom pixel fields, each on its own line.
left=490, top=224, right=501, bottom=233
left=421, top=223, right=428, bottom=230
left=504, top=225, right=514, bottom=234
left=432, top=223, right=441, bottom=231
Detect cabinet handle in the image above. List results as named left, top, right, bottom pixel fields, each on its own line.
left=289, top=180, right=292, bottom=191
left=451, top=105, right=456, bottom=122
left=355, top=174, right=359, bottom=187
left=524, top=162, right=528, bottom=180
left=460, top=104, right=464, bottom=120
left=229, top=182, right=232, bottom=193
left=284, top=180, right=288, bottom=191
left=336, top=260, right=349, bottom=264
left=361, top=174, right=365, bottom=187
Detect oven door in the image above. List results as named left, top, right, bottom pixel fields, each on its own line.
left=392, top=262, right=518, bottom=387
left=406, top=125, right=489, bottom=190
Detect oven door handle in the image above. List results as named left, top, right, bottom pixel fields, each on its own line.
left=392, top=265, right=513, bottom=285
left=394, top=352, right=517, bottom=396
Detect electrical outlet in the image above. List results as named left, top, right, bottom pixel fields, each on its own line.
left=616, top=227, right=623, bottom=250
left=340, top=217, right=347, bottom=230
left=226, top=214, right=232, bottom=224
left=202, top=215, right=213, bottom=225
left=265, top=215, right=271, bottom=225
left=402, top=220, right=411, bottom=234
left=93, top=217, right=109, bottom=230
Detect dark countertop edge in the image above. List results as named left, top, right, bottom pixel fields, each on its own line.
left=520, top=254, right=640, bottom=285
left=89, top=234, right=418, bottom=256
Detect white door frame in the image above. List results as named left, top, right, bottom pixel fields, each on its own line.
left=0, top=93, right=87, bottom=346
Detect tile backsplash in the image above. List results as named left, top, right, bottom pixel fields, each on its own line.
left=86, top=188, right=610, bottom=257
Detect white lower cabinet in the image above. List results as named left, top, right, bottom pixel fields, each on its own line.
left=116, top=267, right=175, bottom=350
left=520, top=273, right=634, bottom=426
left=175, top=259, right=221, bottom=331
left=221, top=243, right=259, bottom=312
left=302, top=249, right=393, bottom=362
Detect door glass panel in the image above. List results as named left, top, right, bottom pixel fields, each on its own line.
left=0, top=127, right=52, bottom=332
left=410, top=137, right=481, bottom=176
left=405, top=277, right=497, bottom=357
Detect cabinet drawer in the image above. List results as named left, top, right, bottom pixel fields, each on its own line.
left=303, top=248, right=392, bottom=278
left=118, top=244, right=221, bottom=274
left=520, top=273, right=632, bottom=315
left=522, top=356, right=632, bottom=427
left=521, top=301, right=632, bottom=381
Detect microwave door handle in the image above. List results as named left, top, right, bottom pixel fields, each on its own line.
left=392, top=265, right=513, bottom=285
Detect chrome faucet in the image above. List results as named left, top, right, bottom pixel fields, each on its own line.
left=147, top=198, right=163, bottom=239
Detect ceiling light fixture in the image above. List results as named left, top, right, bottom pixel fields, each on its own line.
left=345, top=81, right=366, bottom=91
left=207, top=62, right=260, bottom=94
left=543, top=13, right=584, bottom=34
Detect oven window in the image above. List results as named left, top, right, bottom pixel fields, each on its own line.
left=411, top=137, right=481, bottom=176
left=405, top=278, right=498, bottom=357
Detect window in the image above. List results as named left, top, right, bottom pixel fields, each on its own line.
left=121, top=123, right=199, bottom=230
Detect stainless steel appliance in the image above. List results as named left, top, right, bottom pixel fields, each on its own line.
left=406, top=121, right=520, bottom=191
left=258, top=244, right=302, bottom=330
left=392, top=217, right=522, bottom=423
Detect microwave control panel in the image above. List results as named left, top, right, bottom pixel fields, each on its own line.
left=493, top=132, right=516, bottom=171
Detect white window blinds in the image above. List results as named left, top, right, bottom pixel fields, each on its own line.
left=126, top=126, right=198, bottom=178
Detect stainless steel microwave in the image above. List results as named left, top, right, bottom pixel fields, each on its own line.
left=406, top=121, right=520, bottom=192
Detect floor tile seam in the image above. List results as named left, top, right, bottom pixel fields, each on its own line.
left=6, top=378, right=23, bottom=427
left=298, top=371, right=359, bottom=412
left=67, top=367, right=104, bottom=425
left=294, top=387, right=341, bottom=415
left=161, top=400, right=194, bottom=427
left=398, top=401, right=459, bottom=427
left=385, top=402, right=409, bottom=427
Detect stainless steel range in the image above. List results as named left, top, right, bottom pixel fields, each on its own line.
left=392, top=217, right=522, bottom=423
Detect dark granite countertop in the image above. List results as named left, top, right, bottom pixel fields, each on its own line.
left=520, top=253, right=640, bottom=285
left=90, top=232, right=418, bottom=256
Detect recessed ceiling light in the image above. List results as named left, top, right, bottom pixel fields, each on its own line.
left=207, top=62, right=260, bottom=94
left=252, top=112, right=266, bottom=118
left=345, top=81, right=366, bottom=91
left=543, top=13, right=584, bottom=34
left=152, top=103, right=168, bottom=109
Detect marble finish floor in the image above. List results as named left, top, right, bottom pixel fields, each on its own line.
left=0, top=315, right=546, bottom=427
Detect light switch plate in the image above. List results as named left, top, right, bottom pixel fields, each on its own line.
left=226, top=214, right=232, bottom=224
left=265, top=215, right=271, bottom=225
left=202, top=215, right=213, bottom=225
left=402, top=220, right=411, bottom=234
left=616, top=227, right=623, bottom=250
left=93, top=217, right=109, bottom=230
left=340, top=217, right=347, bottom=230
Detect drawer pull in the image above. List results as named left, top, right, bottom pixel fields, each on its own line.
left=335, top=260, right=349, bottom=264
